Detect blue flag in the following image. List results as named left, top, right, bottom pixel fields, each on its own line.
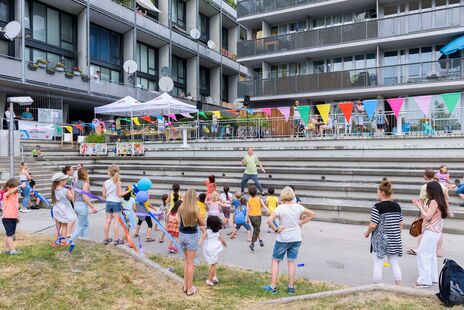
left=362, top=99, right=378, bottom=120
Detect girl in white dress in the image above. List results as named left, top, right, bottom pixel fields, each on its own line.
left=201, top=215, right=227, bottom=286
left=51, top=172, right=76, bottom=244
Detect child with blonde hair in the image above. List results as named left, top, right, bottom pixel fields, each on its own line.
left=207, top=191, right=225, bottom=217
left=51, top=172, right=76, bottom=245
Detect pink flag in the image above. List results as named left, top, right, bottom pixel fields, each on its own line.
left=165, top=114, right=177, bottom=121
left=260, top=108, right=272, bottom=118
left=413, top=96, right=432, bottom=116
left=277, top=107, right=291, bottom=122
left=386, top=98, right=405, bottom=119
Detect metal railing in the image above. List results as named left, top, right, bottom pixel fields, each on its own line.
left=237, top=0, right=329, bottom=17
left=238, top=5, right=463, bottom=58
left=238, top=58, right=464, bottom=98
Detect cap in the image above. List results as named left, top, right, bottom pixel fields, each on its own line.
left=51, top=172, right=68, bottom=182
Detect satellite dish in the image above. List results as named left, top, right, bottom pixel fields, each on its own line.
left=160, top=66, right=170, bottom=76
left=207, top=40, right=216, bottom=50
left=159, top=76, right=174, bottom=92
left=123, top=60, right=138, bottom=74
left=190, top=28, right=201, bottom=40
left=2, top=21, right=21, bottom=40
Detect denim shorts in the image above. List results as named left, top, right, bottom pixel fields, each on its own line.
left=272, top=241, right=302, bottom=261
left=457, top=184, right=464, bottom=195
left=235, top=223, right=251, bottom=231
left=106, top=201, right=122, bottom=213
left=179, top=232, right=200, bottom=252
left=2, top=218, right=17, bottom=237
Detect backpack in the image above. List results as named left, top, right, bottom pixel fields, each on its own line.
left=234, top=206, right=246, bottom=225
left=437, top=259, right=464, bottom=307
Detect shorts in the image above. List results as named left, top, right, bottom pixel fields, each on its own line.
left=223, top=207, right=230, bottom=218
left=456, top=184, right=464, bottom=195
left=235, top=223, right=251, bottom=231
left=168, top=230, right=179, bottom=238
left=106, top=201, right=122, bottom=213
left=377, top=124, right=386, bottom=129
left=179, top=232, right=200, bottom=251
left=2, top=218, right=17, bottom=237
left=137, top=216, right=153, bottom=228
left=272, top=241, right=302, bottom=262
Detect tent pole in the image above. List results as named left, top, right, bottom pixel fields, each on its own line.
left=196, top=111, right=199, bottom=140
left=131, top=111, right=134, bottom=141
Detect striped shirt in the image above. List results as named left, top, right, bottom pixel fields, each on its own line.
left=370, top=201, right=403, bottom=258
left=422, top=200, right=444, bottom=233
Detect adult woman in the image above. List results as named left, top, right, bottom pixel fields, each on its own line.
left=412, top=181, right=448, bottom=288
left=19, top=162, right=31, bottom=213
left=69, top=168, right=97, bottom=244
left=364, top=180, right=403, bottom=285
left=263, top=187, right=315, bottom=294
left=177, top=189, right=205, bottom=296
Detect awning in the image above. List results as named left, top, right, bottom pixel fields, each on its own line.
left=136, top=0, right=161, bottom=13
left=440, top=34, right=464, bottom=55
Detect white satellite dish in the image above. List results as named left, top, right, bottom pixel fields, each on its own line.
left=123, top=60, right=138, bottom=74
left=207, top=40, right=216, bottom=50
left=2, top=21, right=21, bottom=40
left=159, top=76, right=174, bottom=92
left=190, top=28, right=201, bottom=40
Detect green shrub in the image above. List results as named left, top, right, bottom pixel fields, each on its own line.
left=84, top=133, right=105, bottom=143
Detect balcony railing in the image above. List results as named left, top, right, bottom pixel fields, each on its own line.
left=237, top=0, right=329, bottom=18
left=238, top=5, right=463, bottom=58
left=238, top=58, right=464, bottom=98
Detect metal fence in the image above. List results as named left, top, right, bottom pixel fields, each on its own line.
left=237, top=0, right=329, bottom=17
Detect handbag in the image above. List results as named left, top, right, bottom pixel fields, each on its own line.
left=409, top=217, right=423, bottom=237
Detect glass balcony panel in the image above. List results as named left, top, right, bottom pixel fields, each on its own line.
left=408, top=14, right=421, bottom=32
left=296, top=74, right=318, bottom=92
left=237, top=41, right=255, bottom=58
left=366, top=20, right=378, bottom=39
left=341, top=23, right=367, bottom=43
left=296, top=30, right=318, bottom=49
left=319, top=27, right=341, bottom=46
left=277, top=33, right=297, bottom=51
left=422, top=11, right=433, bottom=29
left=319, top=71, right=342, bottom=90
left=276, top=76, right=295, bottom=94
left=262, top=79, right=275, bottom=96
left=435, top=8, right=448, bottom=27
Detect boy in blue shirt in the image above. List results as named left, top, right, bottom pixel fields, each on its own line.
left=230, top=197, right=251, bottom=242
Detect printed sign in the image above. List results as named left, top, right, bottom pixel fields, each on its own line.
left=38, top=109, right=63, bottom=124
left=79, top=143, right=108, bottom=156
left=116, top=142, right=144, bottom=156
left=18, top=120, right=55, bottom=140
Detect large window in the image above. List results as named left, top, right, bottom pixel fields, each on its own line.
left=222, top=27, right=229, bottom=51
left=90, top=23, right=122, bottom=83
left=0, top=0, right=12, bottom=56
left=222, top=75, right=229, bottom=103
left=136, top=42, right=158, bottom=91
left=25, top=46, right=74, bottom=67
left=199, top=14, right=209, bottom=43
left=172, top=0, right=186, bottom=29
left=0, top=0, right=9, bottom=24
left=90, top=64, right=121, bottom=83
left=199, top=66, right=210, bottom=102
left=172, top=55, right=186, bottom=96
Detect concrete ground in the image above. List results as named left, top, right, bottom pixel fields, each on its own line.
left=16, top=207, right=464, bottom=290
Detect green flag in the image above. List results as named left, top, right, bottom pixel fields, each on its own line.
left=199, top=112, right=207, bottom=119
left=441, top=92, right=461, bottom=114
left=297, top=105, right=310, bottom=125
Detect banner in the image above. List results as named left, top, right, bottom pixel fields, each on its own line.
left=155, top=115, right=164, bottom=121
left=63, top=126, right=73, bottom=133
left=141, top=116, right=153, bottom=123
left=198, top=112, right=207, bottom=119
left=277, top=107, right=291, bottom=122
left=18, top=121, right=55, bottom=140
left=316, top=104, right=331, bottom=125
left=79, top=143, right=108, bottom=156
left=338, top=102, right=354, bottom=122
left=212, top=111, right=222, bottom=119
left=441, top=92, right=461, bottom=114
left=386, top=98, right=405, bottom=119
left=72, top=124, right=84, bottom=131
left=131, top=117, right=140, bottom=125
left=166, top=114, right=177, bottom=121
left=260, top=108, right=272, bottom=118
left=362, top=100, right=378, bottom=120
left=413, top=96, right=432, bottom=116
left=116, top=142, right=144, bottom=156
left=297, top=105, right=310, bottom=125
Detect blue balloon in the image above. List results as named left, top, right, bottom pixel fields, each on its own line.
left=136, top=191, right=149, bottom=204
left=137, top=178, right=152, bottom=192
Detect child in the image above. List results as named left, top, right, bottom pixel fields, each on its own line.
left=436, top=165, right=456, bottom=189
left=201, top=215, right=227, bottom=286
left=166, top=200, right=182, bottom=253
left=121, top=190, right=137, bottom=243
left=266, top=188, right=279, bottom=233
left=28, top=173, right=40, bottom=209
left=289, top=185, right=302, bottom=203
left=247, top=185, right=269, bottom=252
left=32, top=145, right=43, bottom=158
left=203, top=175, right=217, bottom=199
left=232, top=192, right=241, bottom=211
left=197, top=193, right=207, bottom=221
left=51, top=172, right=76, bottom=245
left=170, top=184, right=181, bottom=210
left=2, top=179, right=26, bottom=255
left=220, top=186, right=232, bottom=227
left=157, top=194, right=169, bottom=240
left=134, top=199, right=157, bottom=243
left=207, top=191, right=224, bottom=217
left=230, top=197, right=252, bottom=241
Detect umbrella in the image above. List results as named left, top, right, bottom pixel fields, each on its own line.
left=440, top=35, right=464, bottom=55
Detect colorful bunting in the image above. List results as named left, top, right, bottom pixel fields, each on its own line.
left=277, top=107, right=291, bottom=122
left=141, top=116, right=153, bottom=123
left=386, top=98, right=405, bottom=119
left=297, top=105, right=310, bottom=125
left=155, top=115, right=164, bottom=121
left=316, top=104, right=331, bottom=125
left=180, top=113, right=193, bottom=119
left=362, top=100, right=378, bottom=120
left=227, top=109, right=238, bottom=114
left=338, top=102, right=354, bottom=122
left=199, top=112, right=207, bottom=119
left=86, top=123, right=95, bottom=130
left=260, top=108, right=272, bottom=118
left=441, top=92, right=461, bottom=114
left=63, top=126, right=73, bottom=133
left=131, top=117, right=140, bottom=125
left=212, top=111, right=222, bottom=119
left=72, top=124, right=84, bottom=131
left=413, top=96, right=432, bottom=116
left=119, top=118, right=131, bottom=122
left=246, top=109, right=254, bottom=114
left=166, top=114, right=177, bottom=121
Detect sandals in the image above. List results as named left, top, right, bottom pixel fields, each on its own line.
left=185, top=286, right=198, bottom=296
left=145, top=238, right=156, bottom=242
left=103, top=238, right=113, bottom=245
left=159, top=239, right=165, bottom=243
left=113, top=239, right=125, bottom=246
left=133, top=234, right=139, bottom=238
left=407, top=249, right=417, bottom=255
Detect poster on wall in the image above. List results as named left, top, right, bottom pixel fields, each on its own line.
left=38, top=109, right=63, bottom=124
left=79, top=143, right=108, bottom=156
left=116, top=142, right=145, bottom=156
left=18, top=120, right=55, bottom=140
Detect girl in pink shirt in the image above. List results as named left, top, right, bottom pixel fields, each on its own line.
left=2, top=179, right=26, bottom=255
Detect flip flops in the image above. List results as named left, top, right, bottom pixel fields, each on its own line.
left=406, top=249, right=417, bottom=255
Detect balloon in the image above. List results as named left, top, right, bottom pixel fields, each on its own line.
left=136, top=191, right=149, bottom=204
left=137, top=178, right=152, bottom=192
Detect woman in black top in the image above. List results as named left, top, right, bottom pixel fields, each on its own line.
left=364, top=180, right=403, bottom=285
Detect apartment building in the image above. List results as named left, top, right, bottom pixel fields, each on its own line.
left=0, top=0, right=246, bottom=122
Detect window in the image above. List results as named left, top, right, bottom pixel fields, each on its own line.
left=172, top=0, right=186, bottom=29
left=199, top=66, right=210, bottom=101
left=172, top=55, right=186, bottom=90
left=222, top=27, right=229, bottom=51
left=137, top=77, right=156, bottom=91
left=222, top=75, right=229, bottom=102
left=136, top=42, right=158, bottom=90
left=0, top=0, right=9, bottom=23
left=333, top=58, right=342, bottom=71
left=90, top=24, right=122, bottom=66
left=314, top=60, right=325, bottom=73
left=26, top=47, right=73, bottom=67
left=199, top=14, right=209, bottom=43
left=90, top=64, right=120, bottom=83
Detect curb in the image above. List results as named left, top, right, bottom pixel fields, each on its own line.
left=262, top=283, right=437, bottom=305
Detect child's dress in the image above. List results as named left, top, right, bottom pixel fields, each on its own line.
left=435, top=172, right=450, bottom=185
left=208, top=203, right=221, bottom=217
left=203, top=229, right=223, bottom=264
left=166, top=212, right=179, bottom=237
left=121, top=197, right=137, bottom=229
left=203, top=180, right=217, bottom=198
left=53, top=188, right=76, bottom=223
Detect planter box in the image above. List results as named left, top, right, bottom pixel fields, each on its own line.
left=80, top=143, right=108, bottom=156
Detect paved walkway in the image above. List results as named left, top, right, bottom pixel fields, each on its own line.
left=17, top=207, right=464, bottom=289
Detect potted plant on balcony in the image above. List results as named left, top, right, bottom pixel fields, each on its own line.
left=27, top=62, right=39, bottom=71
left=81, top=74, right=91, bottom=82
left=72, top=66, right=82, bottom=76
left=37, top=59, right=48, bottom=69
left=65, top=71, right=74, bottom=79
left=56, top=61, right=65, bottom=72
left=46, top=66, right=56, bottom=75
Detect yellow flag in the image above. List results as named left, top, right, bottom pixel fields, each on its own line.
left=212, top=111, right=222, bottom=119
left=131, top=117, right=140, bottom=125
left=63, top=126, right=73, bottom=133
left=316, top=104, right=331, bottom=125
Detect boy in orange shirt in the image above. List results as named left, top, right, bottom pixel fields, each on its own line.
left=246, top=185, right=269, bottom=252
left=2, top=179, right=26, bottom=255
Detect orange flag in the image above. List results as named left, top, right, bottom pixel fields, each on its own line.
left=338, top=102, right=354, bottom=122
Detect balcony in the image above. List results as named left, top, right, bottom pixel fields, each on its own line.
left=25, top=64, right=88, bottom=93
left=90, top=0, right=135, bottom=24
left=89, top=79, right=157, bottom=101
left=238, top=58, right=464, bottom=98
left=237, top=0, right=329, bottom=18
left=0, top=55, right=22, bottom=81
left=238, top=5, right=464, bottom=59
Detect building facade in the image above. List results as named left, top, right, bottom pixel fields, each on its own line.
left=236, top=0, right=464, bottom=117
left=0, top=0, right=246, bottom=122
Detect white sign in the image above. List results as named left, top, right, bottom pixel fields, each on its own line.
left=18, top=120, right=55, bottom=140
left=79, top=143, right=108, bottom=156
left=38, top=109, right=63, bottom=124
left=116, top=142, right=145, bottom=156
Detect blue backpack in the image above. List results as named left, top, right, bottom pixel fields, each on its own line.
left=235, top=205, right=246, bottom=225
left=437, top=259, right=464, bottom=307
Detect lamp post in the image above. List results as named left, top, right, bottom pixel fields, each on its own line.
left=7, top=96, right=33, bottom=178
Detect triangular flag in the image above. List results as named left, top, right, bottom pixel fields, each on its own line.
left=386, top=98, right=405, bottom=119
left=227, top=109, right=238, bottom=114
left=141, top=116, right=153, bottom=123
left=180, top=113, right=193, bottom=119
left=212, top=111, right=222, bottom=119
left=166, top=114, right=177, bottom=121
left=155, top=115, right=163, bottom=121
left=246, top=109, right=254, bottom=114
left=413, top=96, right=432, bottom=116
left=441, top=92, right=461, bottom=114
left=119, top=118, right=131, bottom=122
left=338, top=102, right=354, bottom=122
left=72, top=124, right=84, bottom=131
left=86, top=123, right=95, bottom=130
left=131, top=117, right=140, bottom=125
left=199, top=112, right=207, bottom=119
left=100, top=121, right=106, bottom=129
left=277, top=107, right=291, bottom=122
left=362, top=100, right=378, bottom=120
left=63, top=126, right=73, bottom=133
left=316, top=104, right=331, bottom=125
left=260, top=108, right=272, bottom=118
left=296, top=105, right=310, bottom=125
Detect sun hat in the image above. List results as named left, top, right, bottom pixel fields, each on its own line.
left=51, top=172, right=68, bottom=182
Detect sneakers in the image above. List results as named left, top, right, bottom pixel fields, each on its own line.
left=168, top=246, right=177, bottom=254
left=249, top=243, right=254, bottom=252
left=20, top=209, right=31, bottom=213
left=261, top=285, right=277, bottom=294
left=287, top=287, right=295, bottom=294
left=9, top=250, right=22, bottom=255
left=413, top=283, right=430, bottom=289
left=205, top=279, right=215, bottom=286
left=212, top=277, right=219, bottom=284
left=259, top=240, right=264, bottom=247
